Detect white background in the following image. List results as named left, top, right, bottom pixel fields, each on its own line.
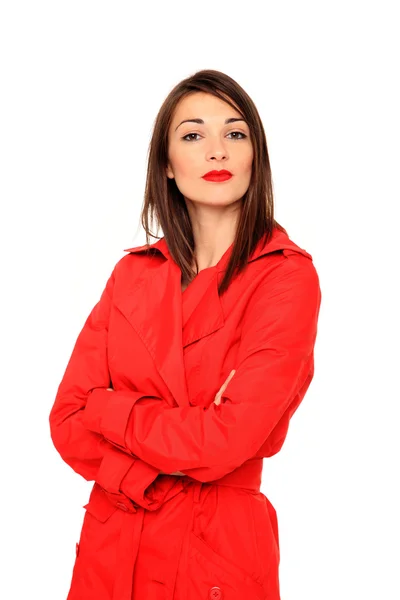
left=1, top=1, right=399, bottom=599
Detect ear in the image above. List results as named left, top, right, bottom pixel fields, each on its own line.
left=165, top=163, right=174, bottom=179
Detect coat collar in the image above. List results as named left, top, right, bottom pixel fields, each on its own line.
left=118, top=227, right=311, bottom=408
left=123, top=226, right=312, bottom=267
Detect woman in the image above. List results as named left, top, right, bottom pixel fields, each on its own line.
left=49, top=69, right=322, bottom=600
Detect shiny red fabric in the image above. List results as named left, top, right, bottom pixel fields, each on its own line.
left=49, top=225, right=321, bottom=599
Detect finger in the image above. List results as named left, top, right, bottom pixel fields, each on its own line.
left=220, top=369, right=236, bottom=393
left=222, top=370, right=235, bottom=389
left=215, top=370, right=236, bottom=404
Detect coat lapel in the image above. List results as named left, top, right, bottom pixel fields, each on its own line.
left=115, top=242, right=190, bottom=408
left=120, top=227, right=311, bottom=408
left=179, top=227, right=312, bottom=348
left=181, top=269, right=225, bottom=348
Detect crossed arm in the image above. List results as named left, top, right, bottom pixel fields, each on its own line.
left=50, top=253, right=320, bottom=495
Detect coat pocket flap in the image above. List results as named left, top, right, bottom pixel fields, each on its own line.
left=83, top=486, right=118, bottom=523
left=189, top=532, right=264, bottom=596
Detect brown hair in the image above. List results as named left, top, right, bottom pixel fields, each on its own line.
left=138, top=68, right=286, bottom=295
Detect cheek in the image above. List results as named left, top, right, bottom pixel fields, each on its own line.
left=245, top=149, right=254, bottom=171
left=244, top=159, right=253, bottom=174
left=236, top=146, right=253, bottom=175
left=171, top=148, right=199, bottom=177
left=237, top=156, right=253, bottom=177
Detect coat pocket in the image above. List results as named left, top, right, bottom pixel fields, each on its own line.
left=78, top=485, right=121, bottom=564
left=67, top=487, right=122, bottom=598
left=246, top=492, right=280, bottom=589
left=187, top=531, right=265, bottom=599
left=83, top=485, right=119, bottom=523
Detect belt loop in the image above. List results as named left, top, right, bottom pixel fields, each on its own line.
left=193, top=482, right=202, bottom=503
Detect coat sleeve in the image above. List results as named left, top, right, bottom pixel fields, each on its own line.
left=48, top=266, right=163, bottom=509
left=83, top=254, right=322, bottom=482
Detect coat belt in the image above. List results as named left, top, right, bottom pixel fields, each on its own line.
left=111, top=457, right=263, bottom=600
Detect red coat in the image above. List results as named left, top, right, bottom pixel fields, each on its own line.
left=49, top=225, right=321, bottom=600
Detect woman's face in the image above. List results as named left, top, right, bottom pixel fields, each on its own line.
left=166, top=92, right=253, bottom=208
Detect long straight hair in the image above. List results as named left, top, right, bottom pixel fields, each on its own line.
left=139, top=69, right=286, bottom=295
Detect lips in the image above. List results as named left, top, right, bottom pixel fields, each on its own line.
left=202, top=170, right=233, bottom=182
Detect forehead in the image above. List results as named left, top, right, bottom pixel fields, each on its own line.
left=171, top=92, right=242, bottom=121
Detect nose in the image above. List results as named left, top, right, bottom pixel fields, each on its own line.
left=205, top=137, right=228, bottom=162
left=209, top=151, right=227, bottom=161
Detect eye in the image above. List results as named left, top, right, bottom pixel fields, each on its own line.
left=227, top=131, right=247, bottom=140
left=181, top=131, right=248, bottom=142
left=182, top=133, right=201, bottom=142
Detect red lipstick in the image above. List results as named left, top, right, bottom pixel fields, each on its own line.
left=202, top=169, right=233, bottom=182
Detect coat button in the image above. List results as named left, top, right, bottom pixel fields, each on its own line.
left=209, top=587, right=223, bottom=599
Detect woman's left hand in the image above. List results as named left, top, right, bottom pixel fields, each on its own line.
left=214, top=370, right=236, bottom=405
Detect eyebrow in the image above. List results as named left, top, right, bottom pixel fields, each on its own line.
left=175, top=117, right=247, bottom=132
